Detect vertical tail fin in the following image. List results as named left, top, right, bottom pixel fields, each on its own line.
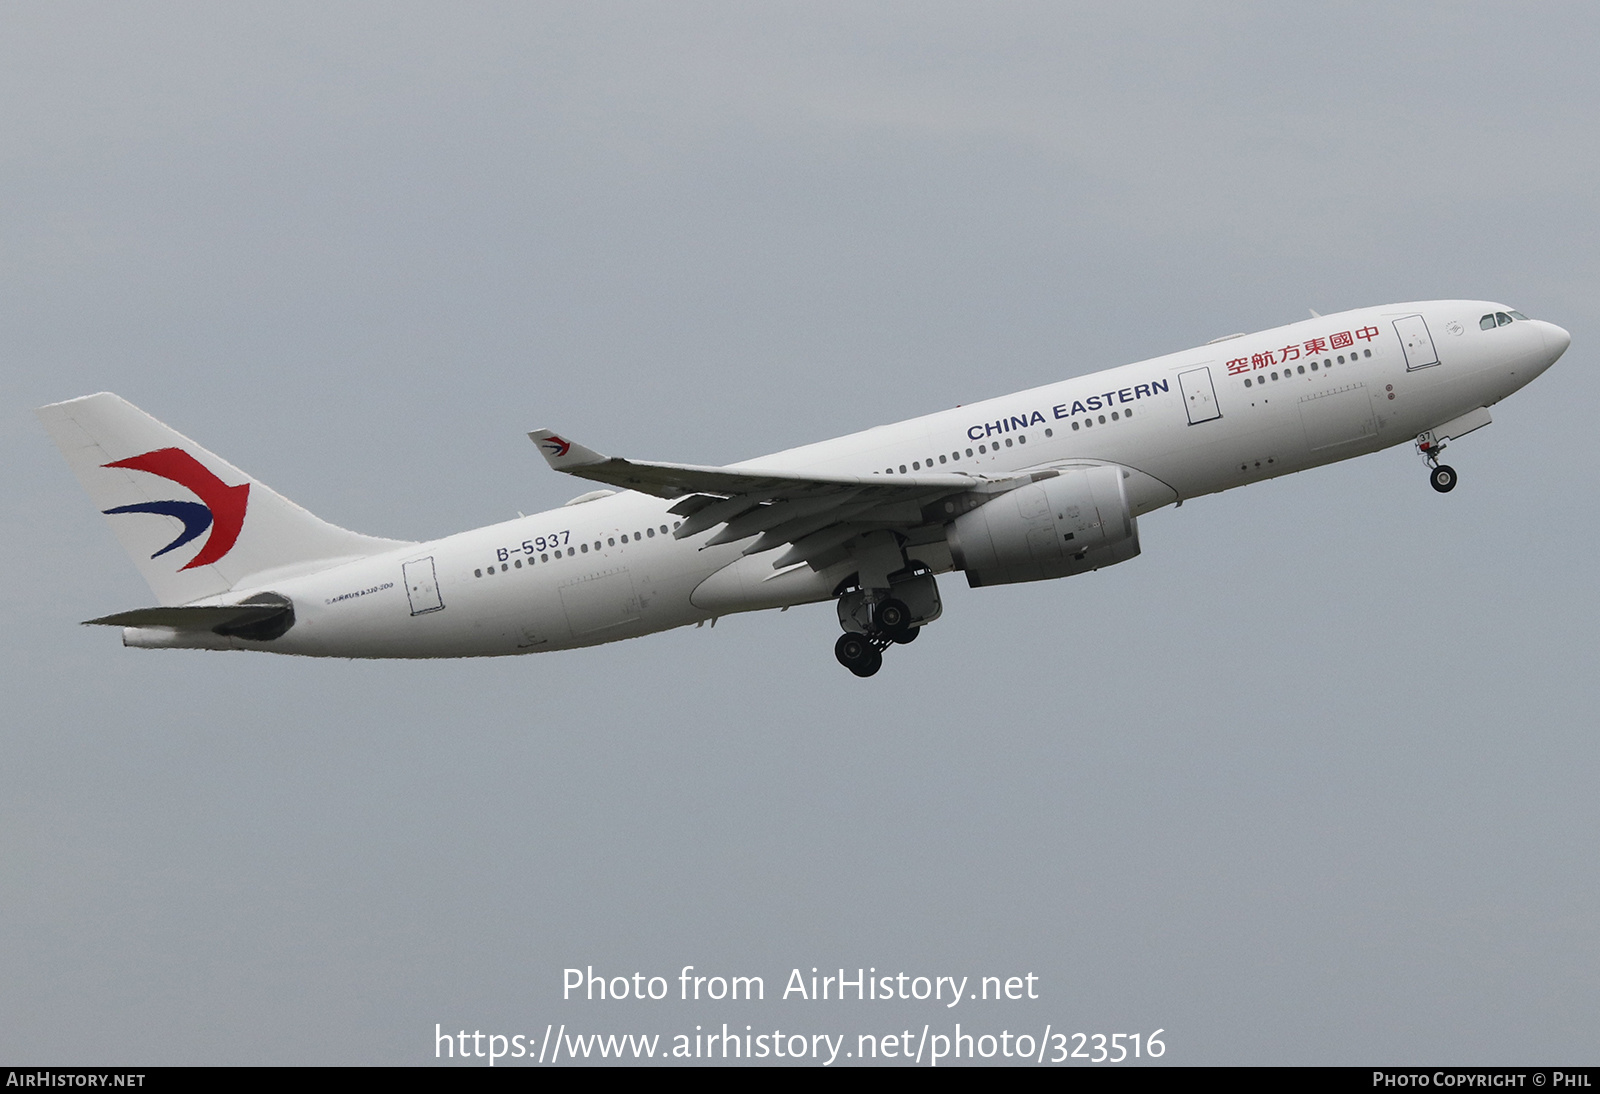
left=37, top=393, right=412, bottom=606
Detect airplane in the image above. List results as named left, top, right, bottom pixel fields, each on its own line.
left=38, top=300, right=1569, bottom=677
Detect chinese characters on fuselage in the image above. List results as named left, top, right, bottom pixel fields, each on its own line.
left=1225, top=325, right=1380, bottom=376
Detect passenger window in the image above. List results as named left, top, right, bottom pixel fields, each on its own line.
left=541, top=553, right=549, bottom=562
left=647, top=528, right=655, bottom=538
left=580, top=543, right=588, bottom=553
left=1245, top=378, right=1252, bottom=387
left=474, top=568, right=482, bottom=578
left=1297, top=365, right=1305, bottom=374
left=514, top=558, right=522, bottom=568
left=608, top=537, right=615, bottom=546
left=1097, top=415, right=1105, bottom=424
left=1072, top=421, right=1080, bottom=430
left=1309, top=362, right=1317, bottom=371
left=660, top=526, right=668, bottom=535
left=966, top=448, right=974, bottom=457
left=1480, top=314, right=1497, bottom=330
left=1044, top=428, right=1053, bottom=437
left=899, top=464, right=907, bottom=473
left=939, top=454, right=947, bottom=463
left=1270, top=372, right=1278, bottom=381
left=1004, top=437, right=1013, bottom=447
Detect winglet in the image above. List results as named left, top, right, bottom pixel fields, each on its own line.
left=528, top=429, right=608, bottom=469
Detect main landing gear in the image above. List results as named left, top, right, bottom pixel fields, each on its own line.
left=832, top=570, right=940, bottom=678
left=1416, top=431, right=1458, bottom=494
left=834, top=632, right=886, bottom=678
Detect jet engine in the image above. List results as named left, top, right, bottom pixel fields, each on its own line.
left=946, top=464, right=1140, bottom=587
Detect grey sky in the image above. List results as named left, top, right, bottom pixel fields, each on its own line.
left=4, top=2, right=1598, bottom=1064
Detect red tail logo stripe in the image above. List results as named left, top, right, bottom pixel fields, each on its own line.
left=103, top=448, right=250, bottom=569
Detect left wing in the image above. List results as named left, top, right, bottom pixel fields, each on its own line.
left=528, top=429, right=1045, bottom=571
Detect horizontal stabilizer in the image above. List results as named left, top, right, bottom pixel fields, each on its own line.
left=85, top=593, right=295, bottom=641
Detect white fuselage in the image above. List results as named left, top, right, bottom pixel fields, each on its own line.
left=199, top=300, right=1566, bottom=658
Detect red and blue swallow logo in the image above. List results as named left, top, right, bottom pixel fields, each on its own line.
left=541, top=435, right=573, bottom=458
left=101, top=448, right=250, bottom=570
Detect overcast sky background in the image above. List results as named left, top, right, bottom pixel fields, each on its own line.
left=4, top=2, right=1598, bottom=1065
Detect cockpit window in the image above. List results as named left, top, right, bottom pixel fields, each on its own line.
left=1496, top=312, right=1513, bottom=327
left=1480, top=314, right=1497, bottom=330
left=1483, top=310, right=1530, bottom=329
left=1509, top=310, right=1529, bottom=321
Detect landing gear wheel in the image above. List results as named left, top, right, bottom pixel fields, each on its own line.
left=876, top=598, right=913, bottom=639
left=1430, top=464, right=1457, bottom=493
left=890, top=626, right=920, bottom=645
left=834, top=633, right=883, bottom=677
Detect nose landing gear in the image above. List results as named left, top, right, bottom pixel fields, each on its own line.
left=1416, top=432, right=1458, bottom=494
left=1415, top=410, right=1495, bottom=493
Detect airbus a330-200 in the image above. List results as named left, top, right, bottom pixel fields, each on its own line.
left=38, top=301, right=1569, bottom=677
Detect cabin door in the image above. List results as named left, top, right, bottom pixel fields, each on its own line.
left=1393, top=314, right=1440, bottom=371
left=403, top=556, right=445, bottom=615
left=1178, top=366, right=1222, bottom=424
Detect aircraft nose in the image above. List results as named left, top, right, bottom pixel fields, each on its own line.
left=1543, top=322, right=1572, bottom=359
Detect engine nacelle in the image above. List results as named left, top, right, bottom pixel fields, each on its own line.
left=946, top=464, right=1140, bottom=587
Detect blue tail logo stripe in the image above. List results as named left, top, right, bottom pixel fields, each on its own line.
left=102, top=501, right=214, bottom=559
